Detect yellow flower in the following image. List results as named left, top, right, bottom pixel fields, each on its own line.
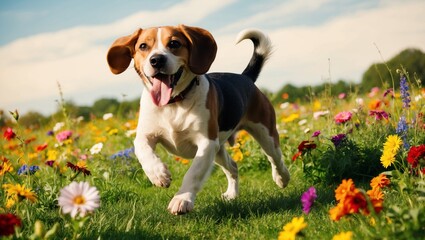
left=332, top=231, right=353, bottom=240
left=383, top=135, right=402, bottom=154
left=0, top=160, right=14, bottom=176
left=380, top=135, right=402, bottom=168
left=47, top=150, right=58, bottom=161
left=380, top=151, right=395, bottom=168
left=278, top=217, right=307, bottom=240
left=108, top=128, right=119, bottom=135
left=232, top=148, right=244, bottom=162
left=282, top=113, right=300, bottom=123
left=3, top=183, right=37, bottom=203
left=313, top=99, right=321, bottom=111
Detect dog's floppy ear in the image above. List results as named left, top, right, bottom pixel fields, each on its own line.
left=179, top=25, right=217, bottom=75
left=107, top=29, right=142, bottom=74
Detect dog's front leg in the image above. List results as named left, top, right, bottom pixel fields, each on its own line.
left=134, top=135, right=172, bottom=188
left=168, top=138, right=219, bottom=215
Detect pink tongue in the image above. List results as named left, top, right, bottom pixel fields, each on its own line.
left=150, top=76, right=173, bottom=106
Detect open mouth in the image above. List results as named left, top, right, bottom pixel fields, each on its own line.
left=149, top=67, right=184, bottom=107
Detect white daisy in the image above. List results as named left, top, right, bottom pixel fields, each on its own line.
left=58, top=181, right=100, bottom=218
left=90, top=142, right=103, bottom=155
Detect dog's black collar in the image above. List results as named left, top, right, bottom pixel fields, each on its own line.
left=167, top=77, right=199, bottom=104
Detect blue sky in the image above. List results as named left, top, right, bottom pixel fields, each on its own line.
left=1, top=0, right=424, bottom=115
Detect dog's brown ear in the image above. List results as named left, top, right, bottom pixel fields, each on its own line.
left=107, top=29, right=142, bottom=74
left=179, top=25, right=217, bottom=75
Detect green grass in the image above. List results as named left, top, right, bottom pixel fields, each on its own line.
left=2, top=71, right=425, bottom=239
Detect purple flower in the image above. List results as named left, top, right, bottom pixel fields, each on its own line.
left=301, top=187, right=317, bottom=214
left=312, top=130, right=321, bottom=137
left=331, top=134, right=346, bottom=147
left=400, top=75, right=411, bottom=108
left=396, top=116, right=409, bottom=149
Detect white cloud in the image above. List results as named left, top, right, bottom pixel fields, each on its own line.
left=210, top=0, right=425, bottom=89
left=0, top=0, right=236, bottom=114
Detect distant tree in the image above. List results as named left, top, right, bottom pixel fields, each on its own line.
left=360, top=48, right=425, bottom=91
left=92, top=98, right=120, bottom=117
left=19, top=111, right=47, bottom=128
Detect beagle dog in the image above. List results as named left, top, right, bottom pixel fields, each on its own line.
left=107, top=25, right=290, bottom=215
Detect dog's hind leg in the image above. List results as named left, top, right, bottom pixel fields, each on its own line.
left=244, top=122, right=290, bottom=189
left=215, top=146, right=239, bottom=200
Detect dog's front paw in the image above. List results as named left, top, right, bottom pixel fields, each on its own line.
left=222, top=190, right=238, bottom=201
left=167, top=193, right=194, bottom=215
left=144, top=162, right=172, bottom=188
left=272, top=166, right=290, bottom=188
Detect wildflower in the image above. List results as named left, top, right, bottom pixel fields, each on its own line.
left=67, top=161, right=91, bottom=176
left=53, top=122, right=65, bottom=132
left=370, top=174, right=391, bottom=189
left=0, top=213, right=22, bottom=237
left=368, top=110, right=389, bottom=121
left=3, top=128, right=16, bottom=141
left=36, top=143, right=48, bottom=152
left=355, top=98, right=364, bottom=106
left=368, top=87, right=380, bottom=97
left=47, top=150, right=58, bottom=161
left=332, top=231, right=353, bottom=240
left=399, top=75, right=411, bottom=108
left=58, top=181, right=100, bottom=218
left=380, top=135, right=402, bottom=168
left=90, top=143, right=103, bottom=155
left=334, top=111, right=352, bottom=124
left=282, top=113, right=300, bottom=123
left=278, top=216, right=307, bottom=240
left=312, top=130, right=321, bottom=137
left=103, top=113, right=113, bottom=120
left=383, top=88, right=394, bottom=98
left=331, top=134, right=346, bottom=147
left=107, top=128, right=118, bottom=135
left=292, top=140, right=316, bottom=161
left=338, top=93, right=346, bottom=99
left=174, top=156, right=190, bottom=165
left=313, top=110, right=329, bottom=120
left=407, top=145, right=425, bottom=173
left=56, top=130, right=73, bottom=142
left=396, top=116, right=409, bottom=149
left=334, top=179, right=356, bottom=201
left=17, top=165, right=40, bottom=175
left=368, top=99, right=382, bottom=110
left=301, top=187, right=317, bottom=214
left=3, top=183, right=37, bottom=203
left=0, top=157, right=14, bottom=176
left=110, top=147, right=135, bottom=160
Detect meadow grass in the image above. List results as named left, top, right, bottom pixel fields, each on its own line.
left=1, top=71, right=425, bottom=239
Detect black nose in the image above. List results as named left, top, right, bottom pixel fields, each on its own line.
left=150, top=54, right=166, bottom=69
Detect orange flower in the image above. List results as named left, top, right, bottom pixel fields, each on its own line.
left=370, top=174, right=390, bottom=189
left=335, top=179, right=356, bottom=202
left=367, top=187, right=384, bottom=201
left=343, top=189, right=367, bottom=214
left=329, top=203, right=345, bottom=221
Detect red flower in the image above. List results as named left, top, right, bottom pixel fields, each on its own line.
left=3, top=128, right=16, bottom=141
left=36, top=143, right=48, bottom=152
left=407, top=145, right=425, bottom=169
left=292, top=140, right=317, bottom=161
left=0, top=213, right=22, bottom=236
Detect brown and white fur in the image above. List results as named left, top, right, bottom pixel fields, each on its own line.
left=107, top=24, right=290, bottom=215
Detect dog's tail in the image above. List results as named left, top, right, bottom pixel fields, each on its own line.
left=236, top=29, right=272, bottom=82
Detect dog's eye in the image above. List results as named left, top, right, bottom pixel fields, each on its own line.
left=168, top=40, right=181, bottom=49
left=139, top=43, right=148, bottom=50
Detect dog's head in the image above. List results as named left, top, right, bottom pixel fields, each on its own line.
left=107, top=25, right=217, bottom=106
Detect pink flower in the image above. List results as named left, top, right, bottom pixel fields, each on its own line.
left=56, top=130, right=73, bottom=142
left=334, top=111, right=352, bottom=124
left=369, top=110, right=389, bottom=121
